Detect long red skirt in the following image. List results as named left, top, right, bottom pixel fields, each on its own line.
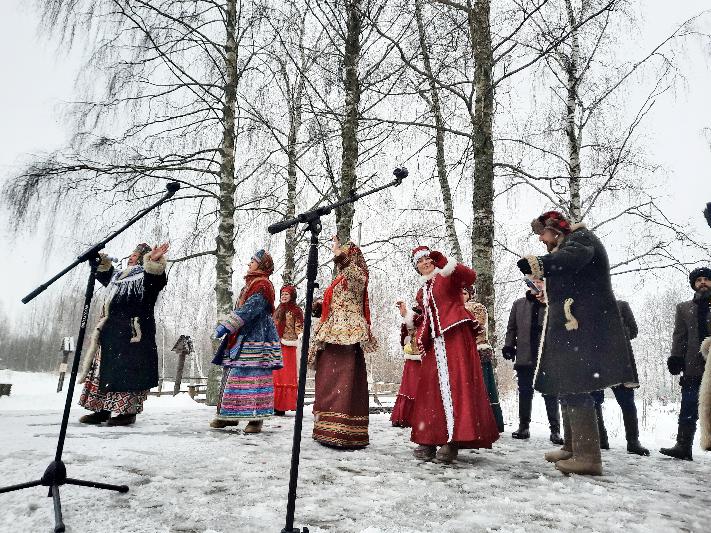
left=410, top=324, right=499, bottom=448
left=391, top=359, right=421, bottom=427
left=312, top=343, right=369, bottom=449
left=273, top=343, right=298, bottom=411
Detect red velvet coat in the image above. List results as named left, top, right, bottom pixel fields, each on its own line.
left=415, top=258, right=477, bottom=348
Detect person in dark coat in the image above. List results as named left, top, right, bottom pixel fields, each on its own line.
left=502, top=279, right=563, bottom=445
left=517, top=211, right=637, bottom=476
left=78, top=242, right=169, bottom=426
left=591, top=300, right=649, bottom=456
left=659, top=267, right=711, bottom=460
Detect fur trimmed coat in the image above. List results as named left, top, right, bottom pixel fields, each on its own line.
left=700, top=336, right=711, bottom=450
left=87, top=255, right=167, bottom=392
left=524, top=224, right=637, bottom=395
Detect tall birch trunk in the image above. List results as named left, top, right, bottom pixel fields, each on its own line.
left=415, top=0, right=463, bottom=262
left=207, top=0, right=238, bottom=405
left=282, top=76, right=305, bottom=285
left=469, top=0, right=496, bottom=343
left=564, top=0, right=582, bottom=222
left=336, top=0, right=362, bottom=243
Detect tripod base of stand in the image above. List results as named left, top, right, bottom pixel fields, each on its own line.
left=0, top=460, right=129, bottom=533
left=282, top=528, right=310, bottom=533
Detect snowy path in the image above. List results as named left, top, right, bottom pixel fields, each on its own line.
left=0, top=373, right=708, bottom=533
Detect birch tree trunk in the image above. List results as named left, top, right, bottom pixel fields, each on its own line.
left=564, top=0, right=583, bottom=223
left=282, top=75, right=305, bottom=285
left=207, top=0, right=238, bottom=405
left=415, top=0, right=463, bottom=262
left=336, top=0, right=362, bottom=243
left=469, top=0, right=497, bottom=343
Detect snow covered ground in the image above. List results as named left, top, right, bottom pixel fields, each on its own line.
left=0, top=372, right=708, bottom=533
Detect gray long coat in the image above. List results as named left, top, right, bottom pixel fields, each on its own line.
left=526, top=224, right=638, bottom=395
left=671, top=300, right=711, bottom=379
left=504, top=294, right=545, bottom=368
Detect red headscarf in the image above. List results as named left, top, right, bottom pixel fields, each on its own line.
left=321, top=242, right=372, bottom=325
left=273, top=285, right=304, bottom=338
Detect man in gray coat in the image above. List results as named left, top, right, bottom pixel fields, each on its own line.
left=517, top=210, right=637, bottom=476
left=659, top=267, right=711, bottom=460
left=502, top=279, right=563, bottom=445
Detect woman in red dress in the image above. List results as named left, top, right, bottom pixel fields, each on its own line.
left=272, top=285, right=304, bottom=414
left=390, top=302, right=422, bottom=427
left=409, top=246, right=500, bottom=463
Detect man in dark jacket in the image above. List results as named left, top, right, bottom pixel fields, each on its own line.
left=592, top=300, right=649, bottom=456
left=502, top=279, right=563, bottom=445
left=517, top=211, right=637, bottom=476
left=659, top=267, right=711, bottom=460
left=78, top=242, right=169, bottom=426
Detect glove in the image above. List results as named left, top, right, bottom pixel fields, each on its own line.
left=429, top=250, right=448, bottom=269
left=517, top=258, right=532, bottom=275
left=502, top=346, right=516, bottom=361
left=214, top=324, right=229, bottom=339
left=666, top=355, right=684, bottom=376
left=704, top=202, right=711, bottom=229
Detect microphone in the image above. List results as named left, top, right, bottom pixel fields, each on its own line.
left=166, top=182, right=180, bottom=194
left=101, top=255, right=121, bottom=263
left=393, top=167, right=408, bottom=182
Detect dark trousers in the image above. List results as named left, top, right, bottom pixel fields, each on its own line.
left=591, top=385, right=637, bottom=413
left=678, top=382, right=700, bottom=428
left=515, top=366, right=557, bottom=403
left=559, top=392, right=595, bottom=408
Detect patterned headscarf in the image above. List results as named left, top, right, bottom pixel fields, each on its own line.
left=252, top=249, right=274, bottom=275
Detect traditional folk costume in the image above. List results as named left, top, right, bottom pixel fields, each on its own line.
left=465, top=298, right=505, bottom=433
left=78, top=243, right=167, bottom=426
left=272, top=285, right=304, bottom=413
left=409, top=246, right=499, bottom=462
left=211, top=250, right=282, bottom=432
left=309, top=242, right=377, bottom=449
left=390, top=307, right=422, bottom=427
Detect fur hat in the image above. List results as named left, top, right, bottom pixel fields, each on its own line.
left=411, top=246, right=431, bottom=269
left=531, top=211, right=572, bottom=236
left=133, top=243, right=152, bottom=265
left=689, top=267, right=711, bottom=290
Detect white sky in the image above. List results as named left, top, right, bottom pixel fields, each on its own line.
left=0, top=0, right=710, bottom=318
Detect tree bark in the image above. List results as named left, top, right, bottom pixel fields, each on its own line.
left=415, top=0, right=463, bottom=262
left=207, top=0, right=238, bottom=405
left=469, top=0, right=496, bottom=343
left=336, top=0, right=362, bottom=243
left=564, top=0, right=582, bottom=222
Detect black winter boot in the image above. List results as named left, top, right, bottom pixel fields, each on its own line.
left=660, top=423, right=695, bottom=460
left=79, top=410, right=111, bottom=424
left=595, top=404, right=609, bottom=450
left=107, top=413, right=137, bottom=426
left=622, top=409, right=649, bottom=456
left=544, top=395, right=564, bottom=445
left=512, top=395, right=532, bottom=439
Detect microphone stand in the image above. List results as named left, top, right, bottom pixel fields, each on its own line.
left=0, top=181, right=181, bottom=533
left=270, top=168, right=407, bottom=533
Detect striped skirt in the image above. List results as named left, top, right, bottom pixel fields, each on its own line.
left=312, top=343, right=369, bottom=449
left=216, top=367, right=274, bottom=420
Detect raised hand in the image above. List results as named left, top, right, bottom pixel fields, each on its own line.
left=150, top=242, right=170, bottom=261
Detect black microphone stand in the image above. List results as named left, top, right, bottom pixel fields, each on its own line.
left=269, top=168, right=407, bottom=533
left=0, top=181, right=181, bottom=533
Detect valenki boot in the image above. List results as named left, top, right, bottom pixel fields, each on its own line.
left=622, top=409, right=650, bottom=456
left=512, top=394, right=533, bottom=439
left=556, top=404, right=603, bottom=476
left=413, top=445, right=436, bottom=460
left=660, top=422, right=695, bottom=461
left=244, top=420, right=263, bottom=434
left=107, top=413, right=136, bottom=426
left=545, top=403, right=573, bottom=462
left=79, top=410, right=111, bottom=424
left=210, top=418, right=240, bottom=429
left=544, top=395, right=564, bottom=445
left=595, top=403, right=609, bottom=450
left=435, top=443, right=459, bottom=463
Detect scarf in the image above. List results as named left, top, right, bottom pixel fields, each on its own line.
left=273, top=285, right=304, bottom=338
left=238, top=271, right=276, bottom=313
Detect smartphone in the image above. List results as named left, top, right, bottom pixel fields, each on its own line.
left=524, top=278, right=541, bottom=294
